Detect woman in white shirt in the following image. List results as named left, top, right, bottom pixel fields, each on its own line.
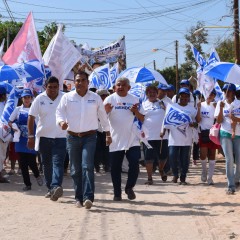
left=139, top=85, right=168, bottom=185
left=215, top=83, right=240, bottom=194
left=196, top=89, right=220, bottom=185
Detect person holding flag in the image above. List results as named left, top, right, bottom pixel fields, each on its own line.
left=161, top=88, right=200, bottom=184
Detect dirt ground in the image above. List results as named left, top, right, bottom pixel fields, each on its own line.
left=0, top=158, right=240, bottom=240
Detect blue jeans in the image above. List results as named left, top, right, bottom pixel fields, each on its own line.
left=169, top=146, right=191, bottom=181
left=220, top=136, right=240, bottom=190
left=39, top=137, right=66, bottom=189
left=110, top=146, right=141, bottom=197
left=67, top=133, right=97, bottom=203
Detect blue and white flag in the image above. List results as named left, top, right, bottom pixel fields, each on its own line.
left=206, top=47, right=220, bottom=66
left=214, top=81, right=224, bottom=101
left=163, top=105, right=191, bottom=136
left=190, top=43, right=206, bottom=68
left=129, top=83, right=147, bottom=102
left=89, top=63, right=112, bottom=89
left=0, top=87, right=19, bottom=124
left=110, top=62, right=119, bottom=84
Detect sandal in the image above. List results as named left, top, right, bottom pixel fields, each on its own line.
left=160, top=170, right=167, bottom=182
left=145, top=179, right=153, bottom=185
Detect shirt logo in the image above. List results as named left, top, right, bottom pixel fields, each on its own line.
left=88, top=99, right=96, bottom=103
left=40, top=101, right=45, bottom=105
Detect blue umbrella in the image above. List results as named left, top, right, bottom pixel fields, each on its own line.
left=117, top=66, right=168, bottom=85
left=205, top=62, right=240, bottom=85
left=15, top=59, right=44, bottom=82
left=0, top=64, right=21, bottom=82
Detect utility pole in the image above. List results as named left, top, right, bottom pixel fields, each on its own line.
left=153, top=60, right=156, bottom=70
left=7, top=28, right=10, bottom=49
left=175, top=40, right=179, bottom=93
left=234, top=0, right=240, bottom=64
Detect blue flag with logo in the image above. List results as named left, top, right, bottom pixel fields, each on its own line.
left=163, top=105, right=191, bottom=136
left=129, top=83, right=147, bottom=102
left=190, top=43, right=206, bottom=68
left=89, top=63, right=112, bottom=89
left=0, top=87, right=20, bottom=124
left=110, top=62, right=119, bottom=84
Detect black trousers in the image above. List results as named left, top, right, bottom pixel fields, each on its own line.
left=18, top=152, right=39, bottom=187
left=94, top=131, right=109, bottom=171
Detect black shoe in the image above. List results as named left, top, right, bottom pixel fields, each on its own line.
left=50, top=186, right=63, bottom=201
left=23, top=186, right=31, bottom=191
left=172, top=176, right=178, bottom=183
left=125, top=188, right=136, bottom=200
left=113, top=196, right=122, bottom=201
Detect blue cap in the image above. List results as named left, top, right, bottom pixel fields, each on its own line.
left=222, top=83, right=236, bottom=92
left=180, top=79, right=190, bottom=85
left=193, top=90, right=201, bottom=96
left=167, top=84, right=175, bottom=91
left=21, top=88, right=33, bottom=98
left=0, top=85, right=7, bottom=94
left=158, top=83, right=168, bottom=90
left=178, top=87, right=190, bottom=95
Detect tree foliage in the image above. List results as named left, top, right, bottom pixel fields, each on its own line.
left=0, top=20, right=23, bottom=52
left=181, top=21, right=208, bottom=78
left=38, top=22, right=66, bottom=54
left=215, top=37, right=235, bottom=62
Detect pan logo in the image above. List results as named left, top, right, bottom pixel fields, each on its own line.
left=98, top=69, right=111, bottom=89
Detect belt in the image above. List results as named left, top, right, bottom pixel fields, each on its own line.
left=67, top=130, right=97, bottom=137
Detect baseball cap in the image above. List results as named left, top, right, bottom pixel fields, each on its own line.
left=193, top=90, right=201, bottom=96
left=158, top=83, right=169, bottom=90
left=222, top=83, right=236, bottom=92
left=0, top=85, right=7, bottom=94
left=180, top=79, right=190, bottom=85
left=21, top=88, right=33, bottom=98
left=178, top=87, right=190, bottom=95
left=167, top=84, right=175, bottom=91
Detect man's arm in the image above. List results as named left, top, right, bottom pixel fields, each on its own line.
left=27, top=115, right=35, bottom=149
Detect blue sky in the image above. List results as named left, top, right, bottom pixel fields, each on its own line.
left=0, top=0, right=234, bottom=72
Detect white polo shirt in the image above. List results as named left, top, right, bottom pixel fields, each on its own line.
left=56, top=90, right=110, bottom=133
left=103, top=92, right=140, bottom=152
left=29, top=91, right=66, bottom=151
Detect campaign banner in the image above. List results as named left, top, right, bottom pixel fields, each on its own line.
left=79, top=36, right=126, bottom=70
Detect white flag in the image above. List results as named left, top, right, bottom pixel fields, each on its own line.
left=43, top=25, right=81, bottom=89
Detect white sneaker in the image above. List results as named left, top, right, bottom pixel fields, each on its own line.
left=201, top=171, right=207, bottom=182
left=75, top=201, right=82, bottom=208
left=84, top=199, right=93, bottom=209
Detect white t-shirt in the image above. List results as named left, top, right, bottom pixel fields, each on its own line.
left=103, top=93, right=140, bottom=152
left=230, top=99, right=240, bottom=119
left=56, top=90, right=109, bottom=133
left=168, top=103, right=197, bottom=146
left=199, top=102, right=216, bottom=130
left=140, top=99, right=168, bottom=140
left=29, top=91, right=66, bottom=151
left=214, top=100, right=240, bottom=135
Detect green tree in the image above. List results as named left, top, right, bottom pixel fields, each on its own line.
left=0, top=20, right=23, bottom=52
left=182, top=21, right=208, bottom=77
left=215, top=37, right=235, bottom=62
left=38, top=22, right=66, bottom=53
left=158, top=66, right=176, bottom=86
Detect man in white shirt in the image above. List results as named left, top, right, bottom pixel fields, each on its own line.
left=56, top=71, right=111, bottom=209
left=104, top=77, right=142, bottom=201
left=28, top=76, right=66, bottom=201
